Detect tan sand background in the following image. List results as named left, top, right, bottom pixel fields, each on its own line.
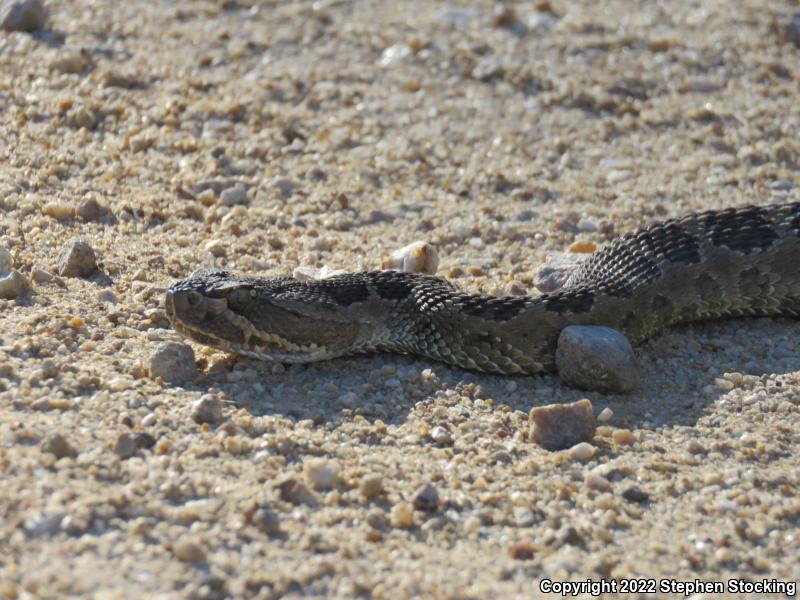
left=1, top=0, right=798, bottom=598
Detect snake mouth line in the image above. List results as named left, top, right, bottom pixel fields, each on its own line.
left=166, top=291, right=341, bottom=364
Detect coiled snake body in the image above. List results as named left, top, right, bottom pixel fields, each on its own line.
left=166, top=202, right=800, bottom=375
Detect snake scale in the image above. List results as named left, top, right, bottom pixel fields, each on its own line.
left=166, top=202, right=800, bottom=375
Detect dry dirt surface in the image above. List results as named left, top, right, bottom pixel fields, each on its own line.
left=1, top=1, right=799, bottom=598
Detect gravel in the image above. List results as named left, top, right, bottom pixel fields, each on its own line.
left=2, top=1, right=799, bottom=597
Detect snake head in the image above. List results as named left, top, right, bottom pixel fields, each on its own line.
left=165, top=268, right=363, bottom=363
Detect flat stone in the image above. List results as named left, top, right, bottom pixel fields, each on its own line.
left=149, top=342, right=195, bottom=385
left=556, top=325, right=640, bottom=393
left=530, top=398, right=596, bottom=451
left=57, top=237, right=97, bottom=278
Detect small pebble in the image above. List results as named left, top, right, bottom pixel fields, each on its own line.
left=191, top=394, right=223, bottom=424
left=57, top=237, right=97, bottom=278
left=149, top=342, right=195, bottom=385
left=76, top=195, right=111, bottom=221
left=530, top=398, right=596, bottom=451
left=612, top=429, right=636, bottom=446
left=621, top=485, right=650, bottom=503
left=382, top=241, right=439, bottom=274
left=687, top=440, right=706, bottom=455
left=1, top=0, right=46, bottom=32
left=254, top=508, right=281, bottom=535
left=430, top=426, right=453, bottom=446
left=568, top=442, right=596, bottom=462
left=597, top=407, right=614, bottom=422
left=31, top=268, right=54, bottom=284
left=0, top=270, right=30, bottom=299
left=389, top=502, right=416, bottom=529
left=42, top=202, right=74, bottom=220
left=41, top=433, right=75, bottom=458
left=173, top=538, right=206, bottom=563
left=277, top=478, right=319, bottom=507
left=584, top=471, right=612, bottom=492
left=360, top=474, right=384, bottom=500
left=220, top=185, right=248, bottom=206
left=556, top=325, right=640, bottom=393
left=133, top=432, right=157, bottom=450
left=204, top=239, right=226, bottom=257
left=50, top=50, right=87, bottom=74
left=412, top=483, right=439, bottom=512
left=568, top=240, right=597, bottom=253
left=303, top=459, right=339, bottom=491
left=113, top=433, right=135, bottom=459
left=508, top=541, right=536, bottom=560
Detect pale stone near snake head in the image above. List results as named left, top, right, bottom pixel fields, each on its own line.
left=149, top=341, right=195, bottom=385
left=529, top=398, right=596, bottom=451
left=382, top=241, right=439, bottom=274
left=555, top=325, right=640, bottom=393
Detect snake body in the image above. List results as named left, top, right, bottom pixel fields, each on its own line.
left=166, top=202, right=800, bottom=375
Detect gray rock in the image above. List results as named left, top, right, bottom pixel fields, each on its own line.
left=534, top=252, right=586, bottom=293
left=191, top=394, right=223, bottom=424
left=148, top=341, right=195, bottom=385
left=113, top=433, right=136, bottom=459
left=76, top=195, right=112, bottom=222
left=556, top=325, right=639, bottom=393
left=1, top=0, right=46, bottom=32
left=219, top=185, right=248, bottom=206
left=412, top=483, right=439, bottom=511
left=57, top=237, right=97, bottom=278
left=253, top=508, right=281, bottom=535
left=0, top=270, right=30, bottom=299
left=529, top=398, right=596, bottom=451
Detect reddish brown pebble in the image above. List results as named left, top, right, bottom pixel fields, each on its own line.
left=508, top=541, right=536, bottom=560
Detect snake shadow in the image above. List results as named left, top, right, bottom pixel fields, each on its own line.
left=204, top=317, right=800, bottom=433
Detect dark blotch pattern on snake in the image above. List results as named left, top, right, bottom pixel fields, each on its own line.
left=166, top=202, right=800, bottom=375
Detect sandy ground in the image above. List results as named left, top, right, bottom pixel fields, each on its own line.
left=1, top=0, right=799, bottom=598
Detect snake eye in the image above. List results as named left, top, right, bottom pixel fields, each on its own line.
left=186, top=291, right=202, bottom=307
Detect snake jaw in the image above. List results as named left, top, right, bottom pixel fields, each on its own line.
left=165, top=271, right=356, bottom=363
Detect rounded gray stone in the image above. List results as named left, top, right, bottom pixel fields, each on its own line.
left=1, top=0, right=46, bottom=32
left=57, top=237, right=97, bottom=278
left=149, top=341, right=195, bottom=385
left=556, top=325, right=640, bottom=393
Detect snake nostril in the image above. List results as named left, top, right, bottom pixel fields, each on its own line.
left=186, top=291, right=202, bottom=307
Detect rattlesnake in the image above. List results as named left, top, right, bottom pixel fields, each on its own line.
left=165, top=202, right=800, bottom=375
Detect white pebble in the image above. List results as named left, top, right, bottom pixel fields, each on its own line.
left=597, top=407, right=614, bottom=423
left=568, top=442, right=596, bottom=462
left=382, top=241, right=439, bottom=274
left=303, top=459, right=339, bottom=491
left=431, top=426, right=453, bottom=446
